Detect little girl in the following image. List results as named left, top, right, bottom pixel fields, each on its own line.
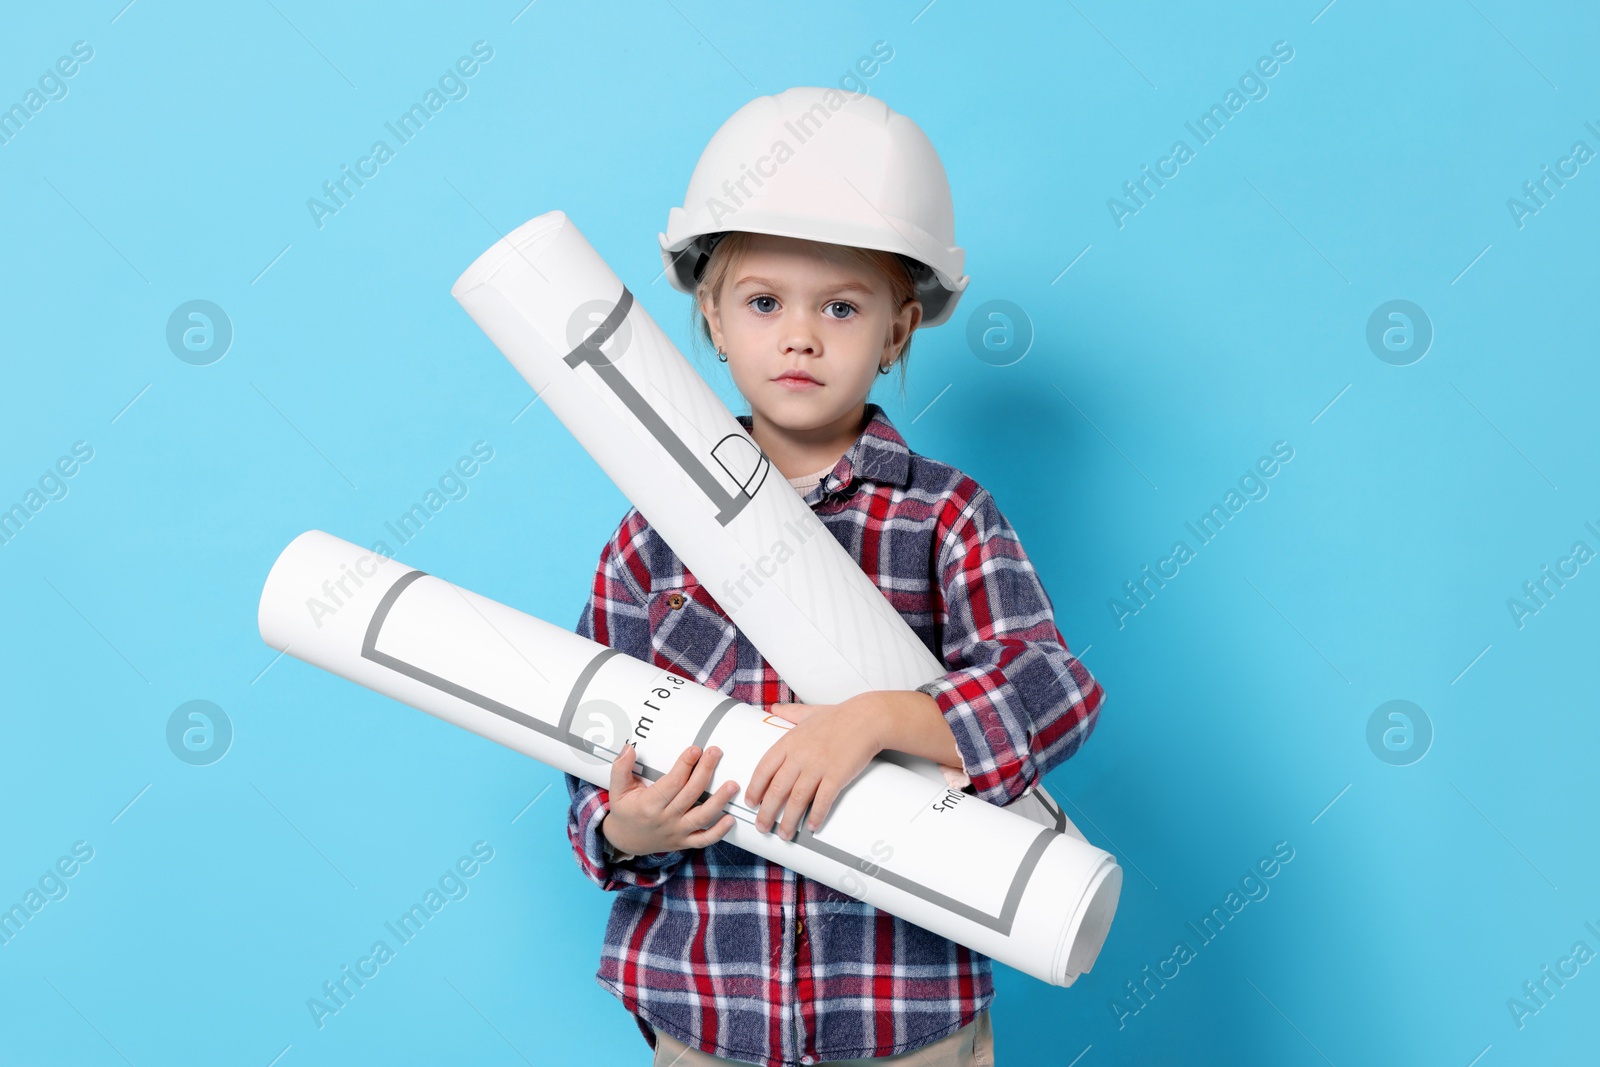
left=563, top=87, right=1105, bottom=1067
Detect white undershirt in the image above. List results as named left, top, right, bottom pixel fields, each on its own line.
left=785, top=461, right=838, bottom=496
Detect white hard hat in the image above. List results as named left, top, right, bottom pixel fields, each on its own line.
left=659, top=86, right=969, bottom=327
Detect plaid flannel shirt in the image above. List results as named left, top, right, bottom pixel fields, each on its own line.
left=564, top=402, right=1105, bottom=1066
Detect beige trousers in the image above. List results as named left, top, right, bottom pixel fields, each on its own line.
left=651, top=1009, right=993, bottom=1066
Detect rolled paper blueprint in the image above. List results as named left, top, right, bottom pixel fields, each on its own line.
left=257, top=531, right=1121, bottom=986
left=449, top=210, right=1086, bottom=838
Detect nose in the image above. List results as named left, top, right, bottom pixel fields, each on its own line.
left=780, top=309, right=820, bottom=358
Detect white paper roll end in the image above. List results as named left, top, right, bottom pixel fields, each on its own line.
left=258, top=529, right=339, bottom=651
left=1054, top=860, right=1122, bottom=986
left=258, top=530, right=412, bottom=662
left=450, top=209, right=570, bottom=300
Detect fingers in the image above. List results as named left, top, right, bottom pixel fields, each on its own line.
left=778, top=774, right=821, bottom=840
left=666, top=745, right=723, bottom=817
left=754, top=762, right=799, bottom=836
left=683, top=776, right=740, bottom=831
left=683, top=812, right=736, bottom=848
left=807, top=778, right=842, bottom=833
left=607, top=740, right=636, bottom=796
left=746, top=746, right=779, bottom=809
left=768, top=702, right=805, bottom=724
left=647, top=744, right=701, bottom=808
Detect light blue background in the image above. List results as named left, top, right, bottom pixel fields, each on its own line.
left=2, top=1, right=1596, bottom=1064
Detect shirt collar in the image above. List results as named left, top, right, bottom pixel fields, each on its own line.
left=735, top=402, right=913, bottom=497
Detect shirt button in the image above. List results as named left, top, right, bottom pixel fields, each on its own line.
left=666, top=592, right=686, bottom=610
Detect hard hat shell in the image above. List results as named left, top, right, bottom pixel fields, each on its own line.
left=659, top=86, right=969, bottom=327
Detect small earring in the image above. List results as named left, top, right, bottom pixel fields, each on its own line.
left=878, top=361, right=892, bottom=375
left=717, top=347, right=728, bottom=363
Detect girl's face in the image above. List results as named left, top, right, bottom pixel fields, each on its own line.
left=699, top=234, right=920, bottom=438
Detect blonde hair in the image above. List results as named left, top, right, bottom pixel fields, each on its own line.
left=689, top=231, right=920, bottom=400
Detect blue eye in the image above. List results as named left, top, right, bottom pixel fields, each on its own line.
left=825, top=301, right=857, bottom=319
left=750, top=295, right=778, bottom=314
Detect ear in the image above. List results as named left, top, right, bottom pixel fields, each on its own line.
left=699, top=290, right=725, bottom=353
left=886, top=298, right=922, bottom=360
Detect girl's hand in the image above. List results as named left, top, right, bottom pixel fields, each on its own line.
left=601, top=742, right=740, bottom=857
left=746, top=698, right=886, bottom=839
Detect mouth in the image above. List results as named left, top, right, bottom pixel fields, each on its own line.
left=773, top=371, right=822, bottom=390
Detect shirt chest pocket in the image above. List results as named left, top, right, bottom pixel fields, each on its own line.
left=645, top=578, right=737, bottom=686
